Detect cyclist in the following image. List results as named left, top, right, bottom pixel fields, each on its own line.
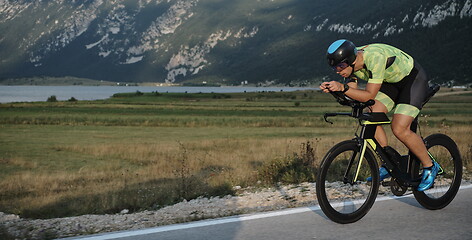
left=320, top=39, right=440, bottom=191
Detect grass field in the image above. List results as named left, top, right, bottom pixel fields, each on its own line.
left=0, top=89, right=471, bottom=219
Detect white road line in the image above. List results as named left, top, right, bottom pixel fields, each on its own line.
left=64, top=184, right=472, bottom=240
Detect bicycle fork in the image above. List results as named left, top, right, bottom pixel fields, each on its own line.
left=343, top=139, right=370, bottom=185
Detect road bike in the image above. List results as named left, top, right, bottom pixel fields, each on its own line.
left=315, top=85, right=462, bottom=224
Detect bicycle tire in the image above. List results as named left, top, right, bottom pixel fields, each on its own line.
left=412, top=134, right=462, bottom=209
left=316, top=140, right=379, bottom=224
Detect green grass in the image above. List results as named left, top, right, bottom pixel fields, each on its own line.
left=0, top=91, right=352, bottom=127
left=0, top=89, right=470, bottom=219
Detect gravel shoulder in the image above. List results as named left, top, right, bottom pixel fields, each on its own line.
left=2, top=177, right=471, bottom=240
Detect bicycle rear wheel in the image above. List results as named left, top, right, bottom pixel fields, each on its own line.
left=413, top=134, right=462, bottom=209
left=316, top=140, right=379, bottom=224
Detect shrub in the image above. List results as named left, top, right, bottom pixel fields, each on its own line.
left=47, top=95, right=57, bottom=102
left=257, top=141, right=318, bottom=185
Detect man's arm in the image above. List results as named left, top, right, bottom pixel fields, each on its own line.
left=344, top=82, right=381, bottom=102
left=321, top=81, right=381, bottom=102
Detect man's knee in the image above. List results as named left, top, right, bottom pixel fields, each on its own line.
left=371, top=100, right=388, bottom=113
left=391, top=114, right=416, bottom=140
left=391, top=124, right=410, bottom=139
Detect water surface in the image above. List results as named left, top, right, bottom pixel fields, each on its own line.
left=0, top=86, right=317, bottom=103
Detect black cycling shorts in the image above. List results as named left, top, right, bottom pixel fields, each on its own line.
left=375, top=61, right=429, bottom=118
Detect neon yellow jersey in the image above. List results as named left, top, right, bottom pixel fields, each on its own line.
left=353, top=44, right=414, bottom=84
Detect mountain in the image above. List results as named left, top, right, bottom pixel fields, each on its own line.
left=1, top=0, right=471, bottom=85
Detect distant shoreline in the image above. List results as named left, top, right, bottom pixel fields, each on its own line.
left=0, top=77, right=313, bottom=88
left=0, top=77, right=117, bottom=86
left=0, top=85, right=319, bottom=103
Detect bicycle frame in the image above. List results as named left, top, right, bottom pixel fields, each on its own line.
left=351, top=113, right=390, bottom=183
left=344, top=113, right=422, bottom=187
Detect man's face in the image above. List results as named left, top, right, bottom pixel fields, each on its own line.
left=333, top=62, right=352, bottom=78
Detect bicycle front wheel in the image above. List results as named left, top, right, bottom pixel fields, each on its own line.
left=413, top=134, right=462, bottom=209
left=316, top=140, right=379, bottom=224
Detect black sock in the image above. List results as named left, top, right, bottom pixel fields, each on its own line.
left=423, top=166, right=433, bottom=170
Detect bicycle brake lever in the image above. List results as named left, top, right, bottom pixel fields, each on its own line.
left=324, top=113, right=334, bottom=124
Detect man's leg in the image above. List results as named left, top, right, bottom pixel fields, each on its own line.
left=391, top=114, right=432, bottom=167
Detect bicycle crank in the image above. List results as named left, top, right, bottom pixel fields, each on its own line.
left=382, top=180, right=408, bottom=196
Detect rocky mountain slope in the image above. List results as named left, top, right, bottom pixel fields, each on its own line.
left=1, top=0, right=471, bottom=85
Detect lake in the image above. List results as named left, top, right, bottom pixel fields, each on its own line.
left=0, top=86, right=317, bottom=103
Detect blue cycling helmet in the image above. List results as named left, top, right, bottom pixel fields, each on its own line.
left=326, top=39, right=358, bottom=67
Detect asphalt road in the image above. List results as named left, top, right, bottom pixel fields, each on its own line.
left=68, top=185, right=472, bottom=240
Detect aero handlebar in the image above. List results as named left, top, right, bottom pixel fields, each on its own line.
left=323, top=91, right=376, bottom=124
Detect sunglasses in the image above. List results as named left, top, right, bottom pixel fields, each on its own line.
left=332, top=62, right=349, bottom=72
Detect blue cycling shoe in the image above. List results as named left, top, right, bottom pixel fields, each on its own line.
left=417, top=161, right=441, bottom=191
left=366, top=166, right=390, bottom=182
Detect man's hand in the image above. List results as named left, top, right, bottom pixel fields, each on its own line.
left=320, top=81, right=344, bottom=93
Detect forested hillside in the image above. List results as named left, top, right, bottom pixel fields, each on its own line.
left=0, top=0, right=471, bottom=85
